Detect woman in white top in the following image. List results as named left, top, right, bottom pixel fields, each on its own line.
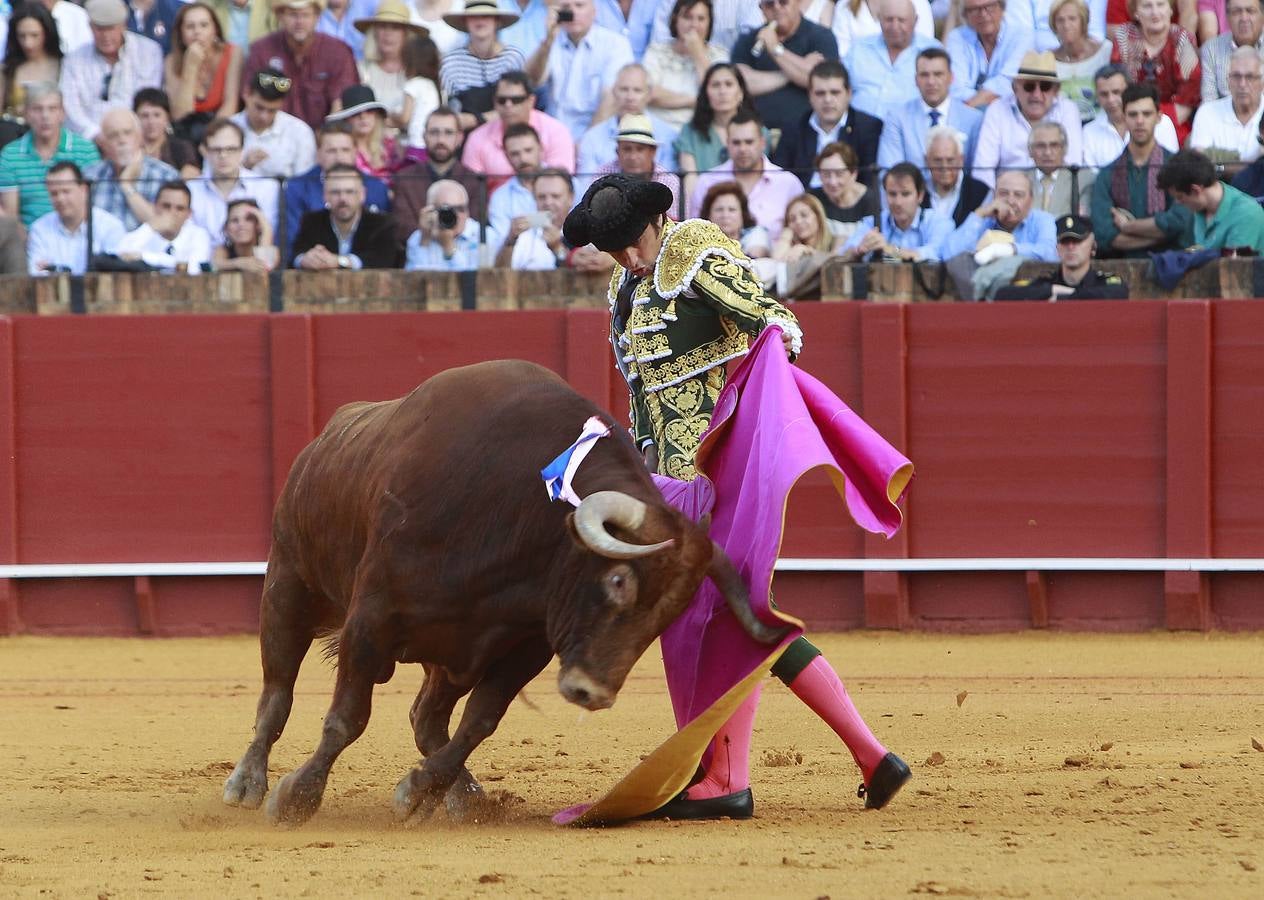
left=831, top=0, right=935, bottom=56
left=643, top=0, right=728, bottom=129
left=356, top=0, right=431, bottom=135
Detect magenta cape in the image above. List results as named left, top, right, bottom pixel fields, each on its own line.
left=554, top=327, right=913, bottom=825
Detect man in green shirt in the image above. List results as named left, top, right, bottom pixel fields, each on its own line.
left=0, top=83, right=101, bottom=227
left=1158, top=148, right=1264, bottom=254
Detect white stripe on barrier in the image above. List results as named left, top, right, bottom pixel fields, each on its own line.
left=1, top=558, right=1263, bottom=579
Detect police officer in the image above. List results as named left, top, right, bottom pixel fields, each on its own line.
left=996, top=215, right=1130, bottom=301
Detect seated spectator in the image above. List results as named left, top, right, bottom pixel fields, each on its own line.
left=488, top=122, right=543, bottom=250
left=0, top=4, right=63, bottom=120
left=942, top=169, right=1059, bottom=262
left=188, top=118, right=280, bottom=236
left=231, top=68, right=316, bottom=179
left=995, top=214, right=1130, bottom=299
left=494, top=167, right=573, bottom=269
left=398, top=30, right=441, bottom=151
left=649, top=0, right=763, bottom=57
left=27, top=161, right=126, bottom=274
left=672, top=62, right=758, bottom=202
left=592, top=114, right=683, bottom=213
left=116, top=179, right=213, bottom=271
left=326, top=84, right=401, bottom=186
left=731, top=0, right=839, bottom=135
left=699, top=179, right=772, bottom=258
left=0, top=83, right=100, bottom=226
left=809, top=140, right=880, bottom=238
left=1082, top=64, right=1179, bottom=167
left=879, top=47, right=983, bottom=174
left=1051, top=0, right=1115, bottom=123
left=525, top=0, right=633, bottom=142
left=44, top=0, right=93, bottom=55
left=772, top=60, right=881, bottom=190
left=840, top=161, right=953, bottom=261
left=577, top=64, right=678, bottom=184
left=1089, top=83, right=1193, bottom=256
left=285, top=121, right=389, bottom=255
left=134, top=88, right=202, bottom=178
left=243, top=0, right=359, bottom=131
left=356, top=0, right=429, bottom=135
left=772, top=192, right=840, bottom=264
left=924, top=125, right=991, bottom=226
left=1108, top=0, right=1200, bottom=139
left=843, top=0, right=941, bottom=122
left=1188, top=48, right=1264, bottom=168
left=945, top=0, right=1033, bottom=108
left=393, top=108, right=483, bottom=246
left=438, top=0, right=524, bottom=133
left=830, top=0, right=935, bottom=58
left=83, top=108, right=179, bottom=231
left=1199, top=0, right=1264, bottom=103
left=1028, top=121, right=1094, bottom=217
left=1013, top=0, right=1110, bottom=52
left=1230, top=114, right=1264, bottom=198
left=60, top=0, right=163, bottom=140
left=291, top=163, right=400, bottom=268
left=212, top=197, right=278, bottom=271
left=642, top=0, right=729, bottom=130
left=974, top=51, right=1084, bottom=188
left=404, top=178, right=485, bottom=271
left=1158, top=148, right=1264, bottom=252
left=687, top=109, right=803, bottom=240
left=125, top=0, right=186, bottom=55
left=461, top=70, right=576, bottom=194
left=164, top=1, right=242, bottom=132
left=319, top=0, right=375, bottom=60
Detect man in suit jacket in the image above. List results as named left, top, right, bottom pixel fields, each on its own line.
left=878, top=47, right=983, bottom=173
left=1028, top=122, right=1093, bottom=219
left=291, top=165, right=402, bottom=270
left=772, top=60, right=882, bottom=188
left=922, top=126, right=990, bottom=227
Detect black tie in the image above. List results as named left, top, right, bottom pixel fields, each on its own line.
left=165, top=243, right=175, bottom=255
left=929, top=109, right=941, bottom=127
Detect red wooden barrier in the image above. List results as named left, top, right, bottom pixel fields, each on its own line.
left=1, top=301, right=1261, bottom=636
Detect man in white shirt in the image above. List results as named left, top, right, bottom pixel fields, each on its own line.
left=1082, top=64, right=1179, bottom=168
left=495, top=168, right=574, bottom=269
left=27, top=161, right=126, bottom=275
left=232, top=68, right=318, bottom=180
left=59, top=0, right=163, bottom=140
left=41, top=0, right=93, bottom=54
left=116, top=181, right=213, bottom=272
left=188, top=119, right=281, bottom=239
left=1188, top=47, right=1264, bottom=168
left=488, top=122, right=544, bottom=252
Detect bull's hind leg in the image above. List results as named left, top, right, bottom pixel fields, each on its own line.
left=411, top=665, right=484, bottom=820
left=224, top=564, right=330, bottom=809
left=393, top=638, right=553, bottom=823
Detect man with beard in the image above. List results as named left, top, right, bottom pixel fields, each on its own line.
left=290, top=164, right=400, bottom=269
left=284, top=121, right=389, bottom=257
left=393, top=108, right=486, bottom=246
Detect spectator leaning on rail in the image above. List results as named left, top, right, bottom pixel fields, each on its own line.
left=0, top=82, right=100, bottom=227
left=404, top=178, right=484, bottom=271
left=923, top=125, right=992, bottom=227
left=1081, top=63, right=1180, bottom=168
left=994, top=214, right=1131, bottom=300
left=231, top=68, right=318, bottom=179
left=839, top=162, right=954, bottom=262
left=878, top=46, right=984, bottom=173
left=82, top=109, right=179, bottom=232
left=1157, top=148, right=1264, bottom=253
left=494, top=167, right=574, bottom=269
left=59, top=0, right=163, bottom=141
left=942, top=168, right=1059, bottom=272
left=1187, top=47, right=1264, bottom=170
left=1199, top=0, right=1264, bottom=102
left=115, top=179, right=214, bottom=272
left=843, top=0, right=942, bottom=123
left=392, top=107, right=485, bottom=247
left=771, top=60, right=882, bottom=191
left=284, top=121, right=389, bottom=258
left=291, top=163, right=401, bottom=269
left=27, top=161, right=126, bottom=275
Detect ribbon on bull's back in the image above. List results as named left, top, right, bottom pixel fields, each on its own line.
left=554, top=327, right=913, bottom=826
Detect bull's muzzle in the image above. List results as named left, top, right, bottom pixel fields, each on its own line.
left=557, top=667, right=615, bottom=711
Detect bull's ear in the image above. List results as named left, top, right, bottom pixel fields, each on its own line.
left=564, top=511, right=585, bottom=549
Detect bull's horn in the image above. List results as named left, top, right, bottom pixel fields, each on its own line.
left=574, top=491, right=674, bottom=559
left=708, top=542, right=791, bottom=645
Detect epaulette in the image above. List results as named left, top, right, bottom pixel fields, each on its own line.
left=1011, top=278, right=1035, bottom=287
left=1099, top=272, right=1123, bottom=284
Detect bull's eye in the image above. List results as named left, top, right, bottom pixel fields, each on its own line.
left=604, top=565, right=636, bottom=608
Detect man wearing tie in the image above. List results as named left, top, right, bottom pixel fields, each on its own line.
left=1028, top=122, right=1093, bottom=218
left=878, top=47, right=984, bottom=174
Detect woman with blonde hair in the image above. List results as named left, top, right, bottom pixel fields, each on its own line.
left=1052, top=0, right=1113, bottom=122
left=328, top=84, right=400, bottom=185
left=164, top=1, right=242, bottom=127
left=773, top=193, right=838, bottom=264
left=356, top=0, right=432, bottom=136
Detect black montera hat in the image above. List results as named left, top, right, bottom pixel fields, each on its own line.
left=562, top=174, right=673, bottom=252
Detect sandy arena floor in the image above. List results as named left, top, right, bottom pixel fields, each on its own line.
left=1, top=632, right=1261, bottom=899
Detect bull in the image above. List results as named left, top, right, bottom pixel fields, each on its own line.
left=222, top=360, right=782, bottom=825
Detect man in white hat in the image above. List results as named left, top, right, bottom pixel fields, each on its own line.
left=243, top=0, right=359, bottom=130
left=972, top=50, right=1084, bottom=188
left=59, top=0, right=163, bottom=140
left=591, top=113, right=681, bottom=212
left=576, top=63, right=677, bottom=184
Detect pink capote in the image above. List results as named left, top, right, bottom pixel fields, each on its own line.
left=554, top=327, right=912, bottom=825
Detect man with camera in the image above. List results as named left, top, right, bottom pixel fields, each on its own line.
left=291, top=164, right=401, bottom=270
left=405, top=179, right=485, bottom=271
left=494, top=168, right=574, bottom=269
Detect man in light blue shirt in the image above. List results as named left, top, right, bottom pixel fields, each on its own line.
left=844, top=0, right=942, bottom=121
left=318, top=0, right=376, bottom=60
left=878, top=46, right=984, bottom=172
left=525, top=0, right=633, bottom=141
left=944, top=0, right=1032, bottom=106
left=27, top=161, right=126, bottom=275
left=840, top=162, right=954, bottom=261
left=594, top=0, right=656, bottom=59
left=941, top=168, right=1058, bottom=261
left=405, top=179, right=486, bottom=271
left=498, top=0, right=550, bottom=58
left=1007, top=0, right=1107, bottom=53
left=488, top=123, right=543, bottom=252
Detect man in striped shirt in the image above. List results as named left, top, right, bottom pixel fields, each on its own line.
left=0, top=83, right=101, bottom=227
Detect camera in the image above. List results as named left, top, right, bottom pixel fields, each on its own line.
left=436, top=205, right=459, bottom=230
left=557, top=8, right=574, bottom=22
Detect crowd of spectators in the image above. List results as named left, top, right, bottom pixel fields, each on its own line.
left=0, top=0, right=1262, bottom=294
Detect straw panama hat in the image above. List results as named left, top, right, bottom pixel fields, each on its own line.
left=1015, top=50, right=1060, bottom=82
left=443, top=0, right=521, bottom=32
left=355, top=0, right=429, bottom=34
left=614, top=114, right=659, bottom=147
left=272, top=0, right=325, bottom=12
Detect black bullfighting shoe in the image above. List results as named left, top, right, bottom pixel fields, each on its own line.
left=640, top=787, right=755, bottom=821
left=857, top=752, right=912, bottom=810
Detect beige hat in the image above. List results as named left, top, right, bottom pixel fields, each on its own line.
left=614, top=114, right=658, bottom=147
left=355, top=0, right=429, bottom=34
left=443, top=0, right=521, bottom=31
left=273, top=0, right=325, bottom=11
left=1015, top=50, right=1060, bottom=83
left=85, top=0, right=128, bottom=27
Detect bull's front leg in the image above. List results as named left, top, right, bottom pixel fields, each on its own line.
left=411, top=665, right=485, bottom=821
left=393, top=639, right=553, bottom=823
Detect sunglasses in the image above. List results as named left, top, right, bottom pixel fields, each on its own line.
left=257, top=73, right=292, bottom=93
left=494, top=94, right=530, bottom=106
left=1020, top=80, right=1057, bottom=94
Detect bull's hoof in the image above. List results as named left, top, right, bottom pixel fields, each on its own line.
left=443, top=773, right=486, bottom=822
left=266, top=770, right=326, bottom=826
left=222, top=758, right=268, bottom=809
left=392, top=767, right=445, bottom=823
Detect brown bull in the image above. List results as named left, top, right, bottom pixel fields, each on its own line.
left=222, top=360, right=781, bottom=825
